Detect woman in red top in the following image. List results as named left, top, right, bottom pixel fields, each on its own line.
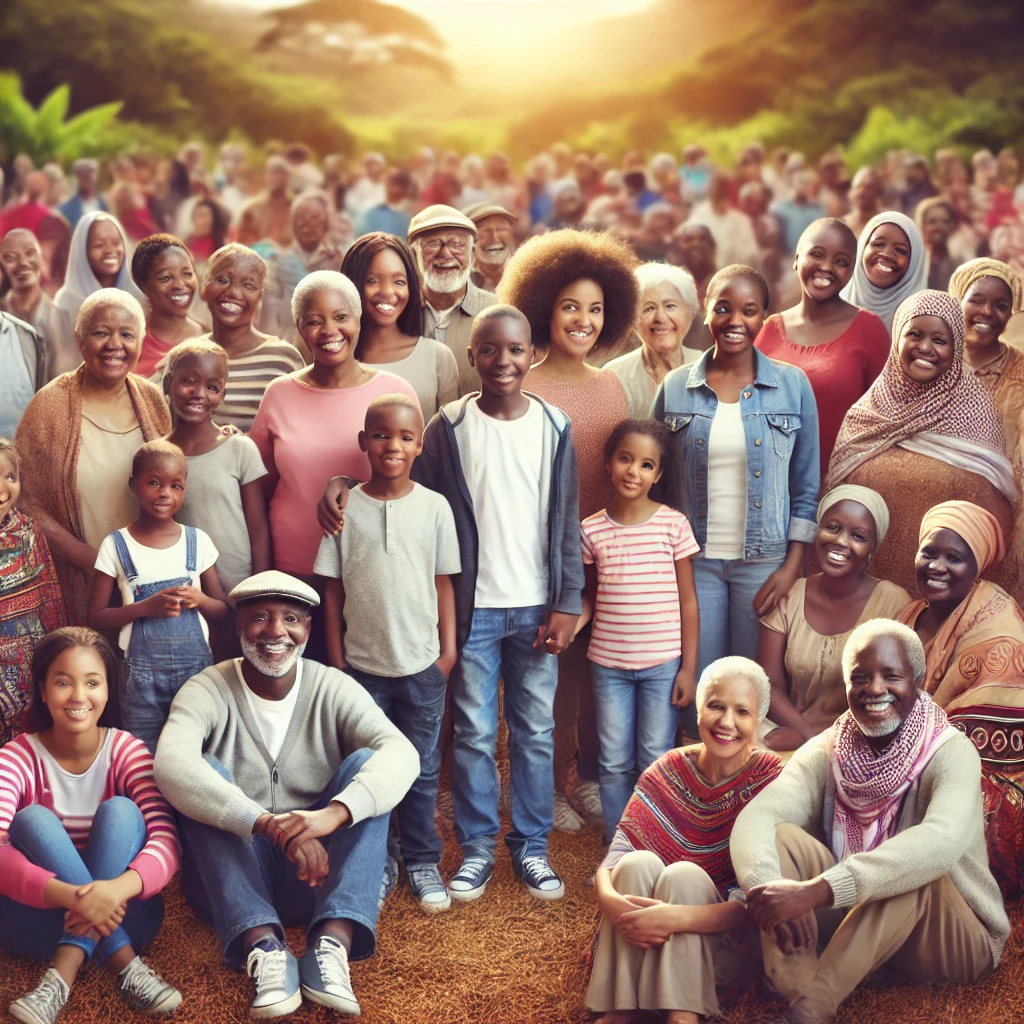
left=755, top=218, right=890, bottom=477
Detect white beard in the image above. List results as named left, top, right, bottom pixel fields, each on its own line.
left=854, top=712, right=902, bottom=738
left=241, top=637, right=306, bottom=678
left=476, top=246, right=510, bottom=268
left=422, top=264, right=471, bottom=296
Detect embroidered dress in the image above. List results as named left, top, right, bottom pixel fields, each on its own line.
left=0, top=510, right=67, bottom=744
left=605, top=744, right=782, bottom=897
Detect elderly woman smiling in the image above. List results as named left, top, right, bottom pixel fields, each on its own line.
left=605, top=263, right=704, bottom=417
left=587, top=656, right=782, bottom=1024
left=247, top=270, right=418, bottom=581
left=15, top=290, right=170, bottom=623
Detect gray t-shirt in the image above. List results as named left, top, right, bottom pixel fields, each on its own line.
left=177, top=434, right=268, bottom=592
left=313, top=482, right=461, bottom=678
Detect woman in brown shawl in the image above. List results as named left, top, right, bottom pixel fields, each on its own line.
left=824, top=289, right=1016, bottom=595
left=898, top=500, right=1024, bottom=895
left=15, top=289, right=170, bottom=624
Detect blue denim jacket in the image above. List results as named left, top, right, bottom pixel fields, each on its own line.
left=652, top=348, right=820, bottom=562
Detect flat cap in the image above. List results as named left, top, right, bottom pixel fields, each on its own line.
left=408, top=204, right=477, bottom=242
left=229, top=570, right=320, bottom=609
left=462, top=202, right=515, bottom=225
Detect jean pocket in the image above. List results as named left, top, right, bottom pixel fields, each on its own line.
left=766, top=413, right=801, bottom=459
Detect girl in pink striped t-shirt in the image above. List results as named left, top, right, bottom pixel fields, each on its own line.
left=0, top=627, right=182, bottom=1021
left=579, top=419, right=700, bottom=840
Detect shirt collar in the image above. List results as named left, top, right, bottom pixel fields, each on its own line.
left=685, top=346, right=779, bottom=389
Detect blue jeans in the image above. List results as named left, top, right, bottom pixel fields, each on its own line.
left=452, top=605, right=557, bottom=862
left=178, top=748, right=387, bottom=969
left=590, top=656, right=681, bottom=840
left=690, top=556, right=780, bottom=732
left=0, top=798, right=164, bottom=965
left=347, top=663, right=446, bottom=866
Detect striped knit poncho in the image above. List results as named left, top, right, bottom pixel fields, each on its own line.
left=604, top=744, right=783, bottom=897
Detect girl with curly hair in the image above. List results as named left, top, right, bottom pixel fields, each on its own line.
left=498, top=229, right=639, bottom=828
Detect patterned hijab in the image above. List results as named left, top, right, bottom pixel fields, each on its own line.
left=841, top=211, right=928, bottom=332
left=825, top=290, right=1011, bottom=493
left=825, top=692, right=956, bottom=858
left=948, top=257, right=1024, bottom=314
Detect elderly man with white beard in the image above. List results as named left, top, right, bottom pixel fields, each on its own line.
left=728, top=619, right=1009, bottom=1024
left=154, top=571, right=419, bottom=1020
left=408, top=204, right=497, bottom=394
left=464, top=202, right=518, bottom=293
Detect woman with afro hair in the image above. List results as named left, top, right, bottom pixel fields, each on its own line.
left=498, top=229, right=639, bottom=830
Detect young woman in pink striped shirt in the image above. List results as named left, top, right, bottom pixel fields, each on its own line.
left=0, top=627, right=182, bottom=1023
left=579, top=419, right=701, bottom=841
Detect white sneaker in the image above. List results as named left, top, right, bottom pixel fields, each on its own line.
left=246, top=938, right=301, bottom=1019
left=9, top=969, right=70, bottom=1024
left=553, top=792, right=584, bottom=831
left=116, top=956, right=182, bottom=1015
left=299, top=935, right=361, bottom=1016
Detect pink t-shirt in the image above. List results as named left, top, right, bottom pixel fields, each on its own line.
left=581, top=505, right=700, bottom=670
left=249, top=370, right=419, bottom=574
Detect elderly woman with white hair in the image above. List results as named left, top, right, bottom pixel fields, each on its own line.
left=605, top=263, right=704, bottom=416
left=15, top=289, right=170, bottom=623
left=587, top=656, right=783, bottom=1024
left=248, top=269, right=418, bottom=581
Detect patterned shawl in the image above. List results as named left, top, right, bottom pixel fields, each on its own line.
left=824, top=692, right=956, bottom=858
left=840, top=211, right=928, bottom=332
left=825, top=290, right=1013, bottom=496
left=0, top=508, right=67, bottom=629
left=617, top=745, right=782, bottom=896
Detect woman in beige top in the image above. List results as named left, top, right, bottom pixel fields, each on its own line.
left=757, top=485, right=910, bottom=752
left=15, top=290, right=170, bottom=624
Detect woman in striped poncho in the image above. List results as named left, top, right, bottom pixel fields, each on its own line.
left=586, top=656, right=783, bottom=1024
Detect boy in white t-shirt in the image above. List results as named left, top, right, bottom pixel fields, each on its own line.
left=88, top=440, right=229, bottom=752
left=411, top=306, right=585, bottom=901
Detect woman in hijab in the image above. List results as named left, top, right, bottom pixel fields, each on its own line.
left=825, top=290, right=1016, bottom=594
left=587, top=656, right=782, bottom=1024
left=897, top=501, right=1024, bottom=895
left=758, top=485, right=910, bottom=752
left=841, top=211, right=928, bottom=333
left=54, top=212, right=142, bottom=330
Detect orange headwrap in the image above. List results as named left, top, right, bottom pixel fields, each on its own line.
left=918, top=500, right=1006, bottom=574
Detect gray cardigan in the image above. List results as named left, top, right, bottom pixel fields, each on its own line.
left=729, top=729, right=1010, bottom=965
left=154, top=659, right=419, bottom=840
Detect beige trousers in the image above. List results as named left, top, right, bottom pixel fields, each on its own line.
left=586, top=850, right=759, bottom=1015
left=764, top=823, right=994, bottom=1015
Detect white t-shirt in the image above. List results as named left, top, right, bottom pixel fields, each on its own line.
left=236, top=659, right=302, bottom=761
left=27, top=730, right=113, bottom=833
left=94, top=525, right=219, bottom=650
left=704, top=400, right=748, bottom=560
left=459, top=397, right=548, bottom=608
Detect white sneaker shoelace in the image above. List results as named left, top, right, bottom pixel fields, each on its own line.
left=451, top=855, right=490, bottom=887
left=519, top=855, right=561, bottom=889
left=247, top=946, right=290, bottom=995
left=118, top=957, right=175, bottom=1010
left=12, top=969, right=69, bottom=1024
left=314, top=936, right=353, bottom=992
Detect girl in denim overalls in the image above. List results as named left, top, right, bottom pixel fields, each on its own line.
left=88, top=440, right=229, bottom=752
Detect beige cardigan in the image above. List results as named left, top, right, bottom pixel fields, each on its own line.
left=15, top=367, right=171, bottom=624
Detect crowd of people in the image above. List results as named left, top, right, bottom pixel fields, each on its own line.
left=1, top=135, right=1023, bottom=1024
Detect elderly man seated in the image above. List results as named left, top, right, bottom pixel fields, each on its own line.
left=408, top=203, right=496, bottom=395
left=154, top=571, right=419, bottom=1019
left=730, top=619, right=1009, bottom=1024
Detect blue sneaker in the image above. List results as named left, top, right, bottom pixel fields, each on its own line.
left=512, top=852, right=564, bottom=900
left=448, top=855, right=494, bottom=902
left=245, top=937, right=301, bottom=1018
left=299, top=935, right=361, bottom=1016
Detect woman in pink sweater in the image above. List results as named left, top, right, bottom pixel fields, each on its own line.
left=499, top=230, right=640, bottom=828
left=0, top=627, right=182, bottom=1022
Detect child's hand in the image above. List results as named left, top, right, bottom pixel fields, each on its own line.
left=671, top=668, right=696, bottom=708
left=167, top=585, right=203, bottom=610
left=317, top=476, right=350, bottom=536
left=143, top=589, right=184, bottom=618
left=67, top=880, right=129, bottom=936
left=534, top=611, right=576, bottom=656
left=434, top=652, right=457, bottom=680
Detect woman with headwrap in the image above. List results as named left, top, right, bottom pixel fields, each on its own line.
left=897, top=501, right=1024, bottom=895
left=53, top=211, right=143, bottom=330
left=840, top=211, right=928, bottom=333
left=825, top=290, right=1016, bottom=595
left=758, top=485, right=910, bottom=752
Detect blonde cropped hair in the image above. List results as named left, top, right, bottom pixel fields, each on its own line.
left=290, top=270, right=361, bottom=326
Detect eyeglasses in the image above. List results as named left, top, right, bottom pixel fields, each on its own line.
left=420, top=236, right=469, bottom=256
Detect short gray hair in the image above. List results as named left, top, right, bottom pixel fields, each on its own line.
left=635, top=262, right=700, bottom=319
left=290, top=189, right=331, bottom=222
left=291, top=270, right=361, bottom=326
left=75, top=287, right=145, bottom=341
left=696, top=656, right=772, bottom=722
left=842, top=619, right=927, bottom=689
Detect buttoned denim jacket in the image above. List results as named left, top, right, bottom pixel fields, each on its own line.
left=652, top=348, right=821, bottom=563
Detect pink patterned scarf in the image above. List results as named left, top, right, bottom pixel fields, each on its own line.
left=825, top=692, right=956, bottom=858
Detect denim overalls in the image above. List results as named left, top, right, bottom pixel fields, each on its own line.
left=112, top=526, right=213, bottom=753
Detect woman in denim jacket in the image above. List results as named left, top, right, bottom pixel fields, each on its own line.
left=652, top=266, right=820, bottom=719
